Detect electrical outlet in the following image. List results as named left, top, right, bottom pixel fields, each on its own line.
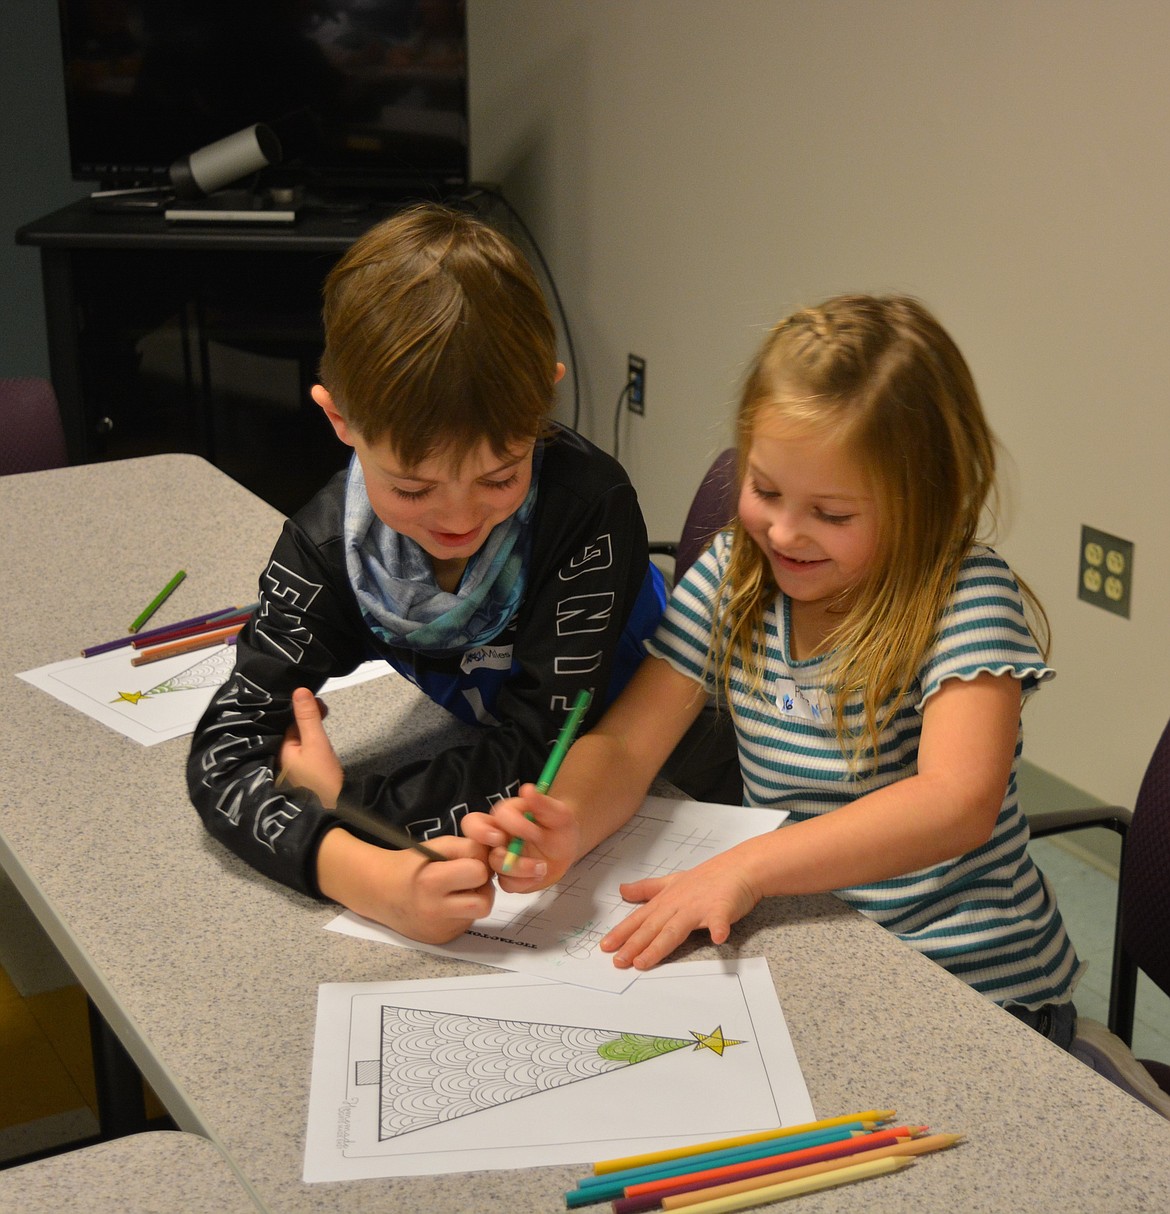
left=627, top=354, right=646, bottom=415
left=1078, top=525, right=1133, bottom=618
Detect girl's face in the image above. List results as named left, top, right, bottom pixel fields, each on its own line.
left=738, top=417, right=880, bottom=613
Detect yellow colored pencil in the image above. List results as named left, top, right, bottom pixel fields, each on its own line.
left=661, top=1133, right=963, bottom=1209
left=666, top=1155, right=913, bottom=1214
left=593, top=1109, right=896, bottom=1174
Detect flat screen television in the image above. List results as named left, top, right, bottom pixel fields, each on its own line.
left=57, top=0, right=470, bottom=196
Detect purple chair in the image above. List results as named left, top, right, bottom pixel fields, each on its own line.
left=0, top=377, right=68, bottom=475
left=1031, top=717, right=1170, bottom=1112
left=648, top=448, right=741, bottom=807
left=649, top=448, right=738, bottom=584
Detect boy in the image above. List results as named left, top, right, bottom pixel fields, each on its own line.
left=187, top=203, right=665, bottom=942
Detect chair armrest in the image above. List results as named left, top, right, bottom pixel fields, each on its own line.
left=1029, top=803, right=1132, bottom=838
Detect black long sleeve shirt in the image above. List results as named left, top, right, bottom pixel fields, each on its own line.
left=187, top=428, right=663, bottom=896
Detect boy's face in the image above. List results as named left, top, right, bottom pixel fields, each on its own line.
left=354, top=433, right=536, bottom=565
left=313, top=382, right=535, bottom=581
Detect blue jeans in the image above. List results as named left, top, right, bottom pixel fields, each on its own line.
left=1005, top=1001, right=1077, bottom=1051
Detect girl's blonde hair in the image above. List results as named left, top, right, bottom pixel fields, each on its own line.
left=716, top=294, right=1048, bottom=767
left=318, top=203, right=558, bottom=466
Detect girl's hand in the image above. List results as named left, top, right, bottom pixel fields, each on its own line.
left=599, top=852, right=763, bottom=970
left=461, top=783, right=583, bottom=893
left=317, top=829, right=495, bottom=944
left=279, top=687, right=342, bottom=806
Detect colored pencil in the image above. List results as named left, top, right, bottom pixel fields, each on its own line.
left=330, top=789, right=448, bottom=863
left=567, top=1129, right=867, bottom=1207
left=576, top=1126, right=870, bottom=1191
left=128, top=569, right=186, bottom=632
left=501, top=687, right=592, bottom=873
left=658, top=1155, right=913, bottom=1214
left=129, top=623, right=242, bottom=666
left=593, top=1109, right=896, bottom=1174
left=274, top=770, right=447, bottom=864
left=81, top=605, right=241, bottom=657
left=620, top=1129, right=924, bottom=1206
left=657, top=1134, right=963, bottom=1211
left=130, top=608, right=253, bottom=648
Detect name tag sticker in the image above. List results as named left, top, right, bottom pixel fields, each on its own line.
left=774, top=677, right=832, bottom=723
left=460, top=644, right=513, bottom=675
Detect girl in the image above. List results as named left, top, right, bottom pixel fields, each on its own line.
left=465, top=294, right=1082, bottom=1045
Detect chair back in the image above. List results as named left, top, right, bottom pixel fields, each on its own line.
left=1122, top=716, right=1170, bottom=1000
left=0, top=378, right=68, bottom=474
left=674, top=448, right=738, bottom=582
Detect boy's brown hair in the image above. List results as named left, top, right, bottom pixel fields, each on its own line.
left=318, top=203, right=558, bottom=466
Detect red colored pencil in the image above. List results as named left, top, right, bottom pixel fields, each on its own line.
left=81, top=605, right=240, bottom=657
left=621, top=1128, right=925, bottom=1205
left=129, top=609, right=252, bottom=648
left=129, top=624, right=243, bottom=666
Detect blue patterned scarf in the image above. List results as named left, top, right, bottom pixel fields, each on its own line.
left=342, top=447, right=540, bottom=652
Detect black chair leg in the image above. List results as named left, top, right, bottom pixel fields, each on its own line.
left=86, top=997, right=149, bottom=1139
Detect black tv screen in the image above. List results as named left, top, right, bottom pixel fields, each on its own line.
left=57, top=0, right=470, bottom=193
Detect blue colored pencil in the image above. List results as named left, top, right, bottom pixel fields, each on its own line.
left=566, top=1127, right=866, bottom=1206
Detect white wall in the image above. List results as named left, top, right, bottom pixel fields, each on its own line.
left=468, top=0, right=1170, bottom=809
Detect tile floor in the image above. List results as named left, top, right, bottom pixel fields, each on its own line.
left=0, top=872, right=164, bottom=1166
left=1, top=829, right=1168, bottom=1167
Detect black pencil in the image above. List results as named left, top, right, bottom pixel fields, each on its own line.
left=330, top=789, right=447, bottom=863
left=275, top=770, right=446, bottom=862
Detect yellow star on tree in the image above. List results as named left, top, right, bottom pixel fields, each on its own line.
left=690, top=1025, right=745, bottom=1056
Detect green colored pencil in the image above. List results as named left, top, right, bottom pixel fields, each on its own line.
left=501, top=687, right=592, bottom=874
left=128, top=569, right=186, bottom=633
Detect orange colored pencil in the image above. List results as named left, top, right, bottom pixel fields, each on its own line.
left=625, top=1128, right=925, bottom=1200
left=593, top=1110, right=896, bottom=1175
left=129, top=609, right=252, bottom=648
left=130, top=623, right=242, bottom=666
left=659, top=1133, right=964, bottom=1209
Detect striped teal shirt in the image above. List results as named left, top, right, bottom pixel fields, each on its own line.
left=647, top=535, right=1082, bottom=1010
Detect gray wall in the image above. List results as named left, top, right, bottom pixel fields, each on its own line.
left=4, top=1, right=1165, bottom=809
left=1, top=1, right=77, bottom=377
left=467, top=0, right=1170, bottom=810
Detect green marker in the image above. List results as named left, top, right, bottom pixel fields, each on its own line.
left=501, top=687, right=592, bottom=874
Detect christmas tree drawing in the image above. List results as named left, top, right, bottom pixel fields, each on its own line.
left=354, top=1006, right=745, bottom=1140
left=113, top=645, right=236, bottom=705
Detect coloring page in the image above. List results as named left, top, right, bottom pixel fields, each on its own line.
left=326, top=796, right=784, bottom=992
left=304, top=958, right=814, bottom=1180
left=18, top=647, right=388, bottom=746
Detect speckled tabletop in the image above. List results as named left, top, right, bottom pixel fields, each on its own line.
left=2, top=455, right=1169, bottom=1213
left=0, top=1130, right=261, bottom=1212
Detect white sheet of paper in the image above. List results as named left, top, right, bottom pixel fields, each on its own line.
left=304, top=958, right=814, bottom=1181
left=326, top=796, right=785, bottom=992
left=17, top=648, right=388, bottom=746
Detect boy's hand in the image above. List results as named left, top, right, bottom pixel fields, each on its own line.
left=461, top=783, right=582, bottom=893
left=599, top=852, right=762, bottom=971
left=279, top=687, right=342, bottom=806
left=318, top=829, right=495, bottom=944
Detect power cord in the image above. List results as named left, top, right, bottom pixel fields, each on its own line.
left=613, top=381, right=632, bottom=460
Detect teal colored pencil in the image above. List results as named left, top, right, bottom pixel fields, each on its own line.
left=566, top=1126, right=863, bottom=1206
left=128, top=569, right=186, bottom=632
left=501, top=687, right=592, bottom=874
